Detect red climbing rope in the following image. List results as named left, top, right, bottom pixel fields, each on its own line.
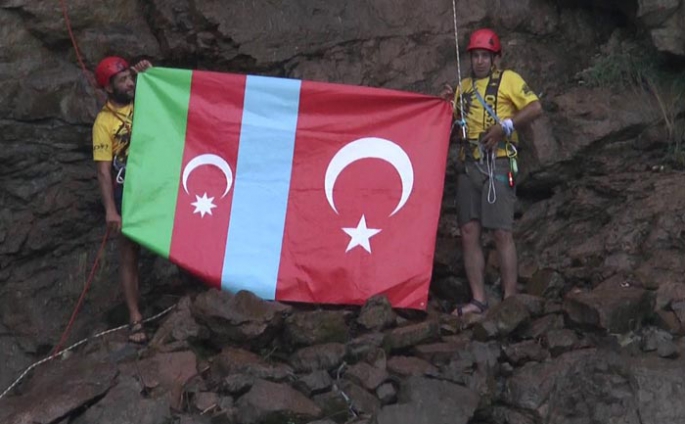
left=59, top=0, right=107, bottom=103
left=51, top=228, right=111, bottom=356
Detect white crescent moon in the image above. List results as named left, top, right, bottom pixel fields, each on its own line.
left=325, top=137, right=414, bottom=217
left=182, top=154, right=233, bottom=198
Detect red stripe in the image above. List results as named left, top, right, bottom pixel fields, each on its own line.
left=276, top=81, right=452, bottom=309
left=169, top=71, right=246, bottom=287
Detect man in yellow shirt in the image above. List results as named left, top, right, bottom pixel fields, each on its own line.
left=442, top=29, right=543, bottom=316
left=92, top=56, right=151, bottom=343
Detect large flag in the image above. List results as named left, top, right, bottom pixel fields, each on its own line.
left=123, top=68, right=451, bottom=310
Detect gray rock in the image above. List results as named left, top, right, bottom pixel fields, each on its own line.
left=236, top=379, right=322, bottom=424
left=376, top=383, right=397, bottom=405
left=563, top=277, right=653, bottom=333
left=632, top=356, right=685, bottom=423
left=192, top=290, right=291, bottom=348
left=473, top=297, right=531, bottom=340
left=0, top=357, right=117, bottom=424
left=546, top=329, right=579, bottom=357
left=503, top=340, right=549, bottom=365
left=357, top=295, right=397, bottom=331
left=73, top=376, right=171, bottom=424
left=339, top=380, right=381, bottom=415
left=375, top=377, right=479, bottom=424
left=344, top=361, right=388, bottom=391
left=294, top=371, right=333, bottom=397
left=290, top=343, right=347, bottom=373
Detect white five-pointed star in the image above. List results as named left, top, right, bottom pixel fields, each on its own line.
left=191, top=193, right=217, bottom=218
left=342, top=215, right=381, bottom=253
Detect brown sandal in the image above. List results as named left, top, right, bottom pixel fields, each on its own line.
left=453, top=299, right=489, bottom=317
left=128, top=321, right=148, bottom=344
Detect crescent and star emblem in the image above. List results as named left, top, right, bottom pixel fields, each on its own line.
left=182, top=154, right=234, bottom=218
left=181, top=137, right=415, bottom=254
left=324, top=137, right=415, bottom=254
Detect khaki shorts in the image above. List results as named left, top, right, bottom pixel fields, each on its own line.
left=456, top=158, right=516, bottom=230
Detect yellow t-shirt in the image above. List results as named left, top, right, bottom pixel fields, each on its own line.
left=453, top=70, right=539, bottom=143
left=92, top=102, right=133, bottom=170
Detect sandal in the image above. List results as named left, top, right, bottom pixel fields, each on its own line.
left=128, top=321, right=148, bottom=344
left=452, top=299, right=489, bottom=317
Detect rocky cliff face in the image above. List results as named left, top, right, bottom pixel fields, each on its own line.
left=1, top=0, right=685, bottom=422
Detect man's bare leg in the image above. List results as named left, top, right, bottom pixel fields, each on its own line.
left=453, top=220, right=488, bottom=315
left=493, top=229, right=517, bottom=298
left=120, top=236, right=144, bottom=341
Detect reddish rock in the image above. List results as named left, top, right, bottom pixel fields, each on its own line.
left=339, top=380, right=381, bottom=415
left=344, top=361, right=388, bottom=391
left=235, top=379, right=322, bottom=424
left=383, top=321, right=439, bottom=351
left=71, top=376, right=171, bottom=424
left=527, top=269, right=566, bottom=299
left=655, top=282, right=685, bottom=310
left=120, top=351, right=197, bottom=410
left=193, top=392, right=219, bottom=413
left=289, top=343, right=347, bottom=373
left=0, top=357, right=117, bottom=424
left=151, top=296, right=206, bottom=347
left=213, top=347, right=293, bottom=381
left=387, top=356, right=438, bottom=377
left=564, top=277, right=653, bottom=333
left=285, top=310, right=350, bottom=346
left=654, top=309, right=682, bottom=335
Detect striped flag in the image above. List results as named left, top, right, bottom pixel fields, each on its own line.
left=123, top=67, right=451, bottom=309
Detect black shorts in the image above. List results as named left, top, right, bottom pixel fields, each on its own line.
left=456, top=158, right=516, bottom=230
left=114, top=183, right=124, bottom=215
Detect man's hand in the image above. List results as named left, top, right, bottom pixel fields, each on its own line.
left=439, top=84, right=454, bottom=101
left=131, top=60, right=153, bottom=74
left=106, top=209, right=122, bottom=233
left=480, top=124, right=505, bottom=151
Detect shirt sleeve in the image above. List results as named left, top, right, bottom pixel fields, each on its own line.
left=92, top=117, right=113, bottom=161
left=503, top=71, right=539, bottom=110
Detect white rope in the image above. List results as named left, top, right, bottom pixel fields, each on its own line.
left=486, top=151, right=497, bottom=204
left=451, top=0, right=467, bottom=139
left=0, top=304, right=177, bottom=401
left=474, top=150, right=498, bottom=204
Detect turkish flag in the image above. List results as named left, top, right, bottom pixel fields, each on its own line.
left=123, top=68, right=452, bottom=310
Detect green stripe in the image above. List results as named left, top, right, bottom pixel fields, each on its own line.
left=122, top=67, right=192, bottom=258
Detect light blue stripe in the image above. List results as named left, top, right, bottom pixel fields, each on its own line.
left=221, top=75, right=301, bottom=299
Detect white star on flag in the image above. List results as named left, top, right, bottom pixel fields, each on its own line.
left=191, top=192, right=217, bottom=218
left=342, top=215, right=381, bottom=253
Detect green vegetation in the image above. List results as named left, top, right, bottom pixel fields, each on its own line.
left=579, top=42, right=685, bottom=168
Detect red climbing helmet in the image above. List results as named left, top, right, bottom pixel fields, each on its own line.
left=467, top=28, right=502, bottom=54
left=95, top=56, right=130, bottom=88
